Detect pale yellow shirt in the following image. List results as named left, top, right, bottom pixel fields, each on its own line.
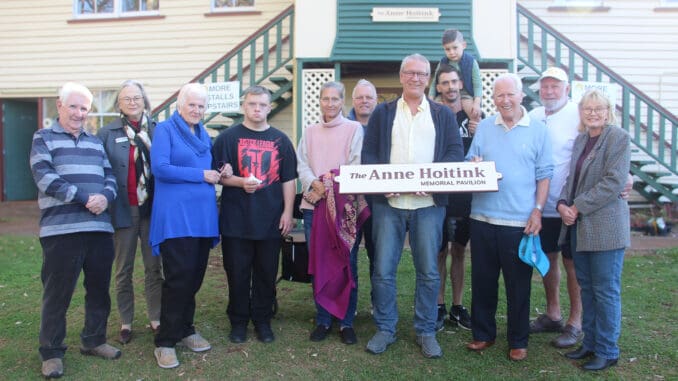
left=388, top=97, right=436, bottom=210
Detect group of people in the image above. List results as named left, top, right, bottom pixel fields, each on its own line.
left=30, top=30, right=630, bottom=378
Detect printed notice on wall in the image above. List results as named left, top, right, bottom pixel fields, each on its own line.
left=335, top=162, right=502, bottom=194
left=571, top=81, right=620, bottom=106
left=206, top=82, right=240, bottom=113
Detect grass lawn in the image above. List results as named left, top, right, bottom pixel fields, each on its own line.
left=0, top=235, right=676, bottom=380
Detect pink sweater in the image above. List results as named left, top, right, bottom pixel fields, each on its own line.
left=296, top=115, right=363, bottom=210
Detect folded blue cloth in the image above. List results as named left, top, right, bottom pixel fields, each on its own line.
left=518, top=234, right=550, bottom=277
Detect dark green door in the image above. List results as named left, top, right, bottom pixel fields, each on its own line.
left=2, top=100, right=38, bottom=200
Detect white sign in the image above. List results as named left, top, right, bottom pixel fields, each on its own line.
left=335, top=162, right=502, bottom=194
left=571, top=81, right=620, bottom=105
left=371, top=7, right=440, bottom=22
left=206, top=81, right=240, bottom=113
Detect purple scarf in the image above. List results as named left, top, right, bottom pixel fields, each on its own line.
left=308, top=169, right=370, bottom=319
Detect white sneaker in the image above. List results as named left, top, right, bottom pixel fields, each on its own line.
left=181, top=333, right=211, bottom=352
left=154, top=347, right=179, bottom=369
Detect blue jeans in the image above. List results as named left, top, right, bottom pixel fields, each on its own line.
left=570, top=227, right=625, bottom=360
left=303, top=209, right=359, bottom=328
left=371, top=202, right=444, bottom=336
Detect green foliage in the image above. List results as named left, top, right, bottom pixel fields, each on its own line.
left=0, top=236, right=676, bottom=380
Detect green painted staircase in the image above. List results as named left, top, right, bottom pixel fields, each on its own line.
left=152, top=5, right=294, bottom=132
left=517, top=4, right=678, bottom=205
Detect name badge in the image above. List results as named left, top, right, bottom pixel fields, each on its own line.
left=115, top=137, right=127, bottom=143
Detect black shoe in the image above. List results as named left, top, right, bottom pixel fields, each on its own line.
left=450, top=305, right=472, bottom=330
left=254, top=323, right=275, bottom=343
left=435, top=304, right=446, bottom=332
left=582, top=356, right=618, bottom=371
left=310, top=325, right=331, bottom=342
left=565, top=346, right=594, bottom=360
left=118, top=329, right=132, bottom=344
left=340, top=327, right=357, bottom=345
left=229, top=324, right=247, bottom=344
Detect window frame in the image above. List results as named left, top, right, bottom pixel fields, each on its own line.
left=73, top=0, right=160, bottom=20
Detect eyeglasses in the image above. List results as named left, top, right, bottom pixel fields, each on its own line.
left=582, top=107, right=607, bottom=115
left=120, top=96, right=143, bottom=104
left=402, top=71, right=430, bottom=79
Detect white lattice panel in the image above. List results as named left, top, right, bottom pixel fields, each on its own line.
left=302, top=69, right=335, bottom=128
left=480, top=69, right=509, bottom=115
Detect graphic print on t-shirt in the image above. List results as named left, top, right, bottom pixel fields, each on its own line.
left=238, top=138, right=281, bottom=187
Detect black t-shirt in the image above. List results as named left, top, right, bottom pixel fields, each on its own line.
left=212, top=123, right=298, bottom=240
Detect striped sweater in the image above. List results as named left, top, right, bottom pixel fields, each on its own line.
left=29, top=121, right=117, bottom=237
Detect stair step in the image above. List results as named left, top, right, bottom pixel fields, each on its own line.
left=657, top=175, right=678, bottom=185
left=639, top=164, right=672, bottom=176
left=269, top=76, right=291, bottom=87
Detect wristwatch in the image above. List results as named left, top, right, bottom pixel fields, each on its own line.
left=534, top=203, right=543, bottom=212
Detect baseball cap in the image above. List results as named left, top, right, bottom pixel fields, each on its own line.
left=518, top=234, right=550, bottom=277
left=539, top=67, right=568, bottom=82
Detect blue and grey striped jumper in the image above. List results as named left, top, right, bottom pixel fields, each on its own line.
left=29, top=121, right=117, bottom=237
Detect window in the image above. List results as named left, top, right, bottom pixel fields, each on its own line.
left=43, top=89, right=118, bottom=134
left=660, top=0, right=678, bottom=5
left=211, top=0, right=255, bottom=12
left=74, top=0, right=159, bottom=19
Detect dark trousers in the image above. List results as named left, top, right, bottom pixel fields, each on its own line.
left=221, top=236, right=280, bottom=326
left=38, top=232, right=114, bottom=360
left=470, top=220, right=533, bottom=349
left=154, top=237, right=211, bottom=348
left=358, top=216, right=375, bottom=279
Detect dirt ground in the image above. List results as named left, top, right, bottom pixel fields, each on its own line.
left=0, top=200, right=676, bottom=252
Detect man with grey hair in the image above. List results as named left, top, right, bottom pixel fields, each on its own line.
left=465, top=73, right=553, bottom=361
left=30, top=82, right=121, bottom=378
left=362, top=54, right=463, bottom=358
left=527, top=67, right=583, bottom=348
left=347, top=79, right=378, bottom=295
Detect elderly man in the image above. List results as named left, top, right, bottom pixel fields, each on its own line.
left=30, top=82, right=121, bottom=378
left=347, top=79, right=378, bottom=291
left=434, top=64, right=482, bottom=331
left=527, top=67, right=583, bottom=347
left=212, top=85, right=297, bottom=344
left=465, top=73, right=553, bottom=361
left=362, top=54, right=463, bottom=358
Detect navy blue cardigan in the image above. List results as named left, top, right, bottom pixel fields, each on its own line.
left=361, top=97, right=464, bottom=206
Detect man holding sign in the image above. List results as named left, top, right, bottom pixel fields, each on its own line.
left=361, top=53, right=463, bottom=358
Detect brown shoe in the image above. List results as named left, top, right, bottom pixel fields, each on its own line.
left=466, top=340, right=495, bottom=351
left=509, top=348, right=527, bottom=361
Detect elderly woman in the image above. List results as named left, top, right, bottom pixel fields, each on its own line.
left=297, top=81, right=366, bottom=345
left=149, top=83, right=220, bottom=369
left=557, top=89, right=630, bottom=371
left=98, top=80, right=162, bottom=345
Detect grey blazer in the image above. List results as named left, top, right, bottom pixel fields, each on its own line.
left=97, top=117, right=154, bottom=229
left=558, top=125, right=631, bottom=252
